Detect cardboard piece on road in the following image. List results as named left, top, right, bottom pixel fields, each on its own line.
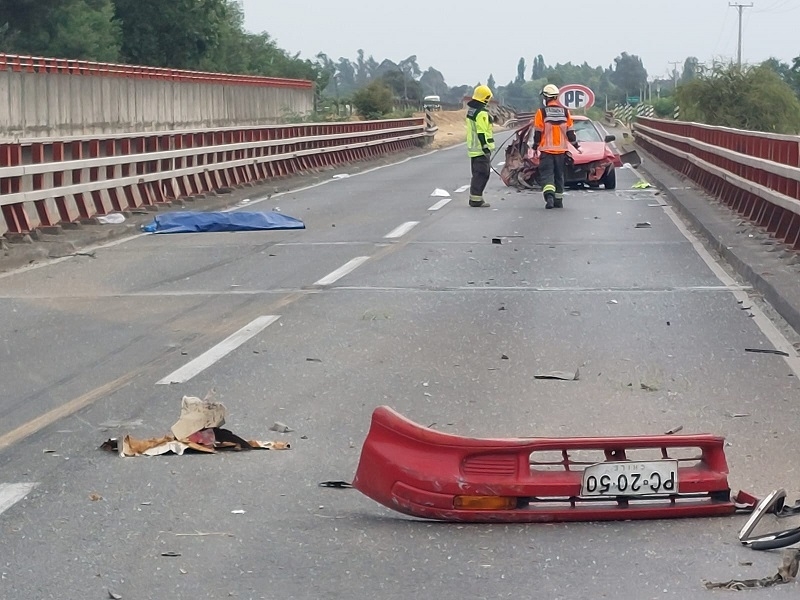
left=99, top=396, right=291, bottom=457
left=171, top=396, right=227, bottom=441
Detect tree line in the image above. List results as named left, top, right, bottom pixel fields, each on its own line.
left=0, top=0, right=798, bottom=132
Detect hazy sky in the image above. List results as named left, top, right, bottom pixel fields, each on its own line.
left=242, top=0, right=800, bottom=86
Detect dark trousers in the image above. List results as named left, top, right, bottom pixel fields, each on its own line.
left=470, top=154, right=491, bottom=199
left=538, top=152, right=565, bottom=200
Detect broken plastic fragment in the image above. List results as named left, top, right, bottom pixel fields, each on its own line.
left=635, top=222, right=652, bottom=229
left=319, top=481, right=354, bottom=489
left=430, top=188, right=450, bottom=197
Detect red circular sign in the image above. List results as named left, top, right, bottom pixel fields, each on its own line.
left=558, top=84, right=596, bottom=110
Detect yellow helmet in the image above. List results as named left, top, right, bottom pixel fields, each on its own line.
left=472, top=84, right=493, bottom=103
left=542, top=84, right=560, bottom=99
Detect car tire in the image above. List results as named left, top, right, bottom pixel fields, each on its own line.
left=603, top=167, right=616, bottom=190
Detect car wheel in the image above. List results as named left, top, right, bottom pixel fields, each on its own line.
left=602, top=167, right=616, bottom=190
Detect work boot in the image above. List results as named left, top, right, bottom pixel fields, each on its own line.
left=469, top=196, right=490, bottom=208
left=554, top=196, right=563, bottom=209
left=544, top=193, right=555, bottom=209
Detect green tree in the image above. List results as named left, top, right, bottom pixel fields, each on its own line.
left=114, top=0, right=229, bottom=69
left=352, top=80, right=394, bottom=119
left=421, top=67, right=447, bottom=96
left=516, top=57, right=526, bottom=84
left=677, top=62, right=800, bottom=134
left=531, top=55, right=546, bottom=80
left=681, top=57, right=701, bottom=83
left=611, top=52, right=648, bottom=97
left=0, top=0, right=120, bottom=61
left=487, top=73, right=496, bottom=91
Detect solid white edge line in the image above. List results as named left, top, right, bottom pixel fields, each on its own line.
left=156, top=315, right=281, bottom=385
left=661, top=204, right=800, bottom=377
left=384, top=221, right=420, bottom=239
left=314, top=256, right=371, bottom=286
left=0, top=483, right=37, bottom=515
left=428, top=198, right=452, bottom=211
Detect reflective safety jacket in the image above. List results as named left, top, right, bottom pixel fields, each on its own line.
left=466, top=99, right=495, bottom=158
left=533, top=100, right=576, bottom=154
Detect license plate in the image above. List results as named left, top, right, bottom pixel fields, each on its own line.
left=581, top=460, right=679, bottom=497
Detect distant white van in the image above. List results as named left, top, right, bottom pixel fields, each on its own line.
left=423, top=95, right=441, bottom=110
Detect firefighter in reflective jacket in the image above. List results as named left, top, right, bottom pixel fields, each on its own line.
left=532, top=84, right=578, bottom=209
left=465, top=84, right=496, bottom=208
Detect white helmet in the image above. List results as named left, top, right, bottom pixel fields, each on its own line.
left=542, top=84, right=560, bottom=99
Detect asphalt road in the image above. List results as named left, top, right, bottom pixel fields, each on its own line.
left=2, top=136, right=800, bottom=599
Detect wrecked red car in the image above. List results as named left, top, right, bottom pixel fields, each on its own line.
left=501, top=116, right=626, bottom=191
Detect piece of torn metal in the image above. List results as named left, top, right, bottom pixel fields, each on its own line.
left=352, top=406, right=754, bottom=523
left=745, top=348, right=791, bottom=357
left=635, top=222, right=652, bottom=229
left=704, top=549, right=800, bottom=590
left=319, top=481, right=354, bottom=489
left=141, top=211, right=305, bottom=234
left=534, top=368, right=580, bottom=381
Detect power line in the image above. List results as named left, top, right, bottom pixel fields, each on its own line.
left=729, top=2, right=754, bottom=68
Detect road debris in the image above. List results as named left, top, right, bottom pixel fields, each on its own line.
left=231, top=510, right=246, bottom=515
left=632, top=181, right=652, bottom=189
left=108, top=591, right=122, bottom=600
left=270, top=422, right=294, bottom=433
left=332, top=174, right=351, bottom=179
left=306, top=357, right=323, bottom=363
left=319, top=481, right=354, bottom=489
left=665, top=425, right=684, bottom=435
left=635, top=222, right=652, bottom=229
left=431, top=188, right=450, bottom=197
left=608, top=299, right=619, bottom=305
left=89, top=493, right=102, bottom=501
left=640, top=383, right=659, bottom=392
left=142, top=211, right=305, bottom=234
left=726, top=412, right=751, bottom=418
left=96, top=213, right=126, bottom=225
left=745, top=348, right=790, bottom=357
left=99, top=396, right=291, bottom=457
left=492, top=238, right=503, bottom=244
left=703, top=549, right=800, bottom=590
left=161, top=551, right=182, bottom=557
left=534, top=368, right=580, bottom=381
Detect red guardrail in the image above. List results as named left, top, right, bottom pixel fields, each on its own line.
left=0, top=53, right=313, bottom=90
left=634, top=117, right=800, bottom=250
left=0, top=119, right=426, bottom=236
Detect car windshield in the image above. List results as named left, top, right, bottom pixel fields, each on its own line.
left=573, top=119, right=603, bottom=142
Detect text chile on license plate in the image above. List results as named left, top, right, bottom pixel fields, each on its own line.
left=581, top=460, right=679, bottom=496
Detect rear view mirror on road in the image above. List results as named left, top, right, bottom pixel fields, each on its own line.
left=605, top=134, right=616, bottom=143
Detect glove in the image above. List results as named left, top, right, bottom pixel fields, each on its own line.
left=483, top=147, right=491, bottom=156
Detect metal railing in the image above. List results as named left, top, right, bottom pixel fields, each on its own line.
left=634, top=117, right=800, bottom=249
left=0, top=53, right=313, bottom=89
left=1, top=118, right=426, bottom=236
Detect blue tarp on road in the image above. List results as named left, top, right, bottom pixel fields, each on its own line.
left=142, top=211, right=306, bottom=234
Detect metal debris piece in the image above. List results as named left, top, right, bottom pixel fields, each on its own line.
left=318, top=481, right=354, bottom=489
left=635, top=222, right=652, bottom=229
left=108, top=591, right=122, bottom=600
left=665, top=425, right=684, bottom=435
left=161, top=551, right=181, bottom=557
left=534, top=368, right=580, bottom=381
left=745, top=348, right=790, bottom=357
left=703, top=549, right=800, bottom=590
left=306, top=357, right=323, bottom=363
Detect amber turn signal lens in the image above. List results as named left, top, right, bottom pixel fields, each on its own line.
left=453, top=496, right=516, bottom=510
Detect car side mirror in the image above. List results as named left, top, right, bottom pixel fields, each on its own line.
left=604, top=134, right=616, bottom=143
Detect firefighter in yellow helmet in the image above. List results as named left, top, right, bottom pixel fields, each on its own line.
left=532, top=84, right=578, bottom=209
left=465, top=84, right=496, bottom=207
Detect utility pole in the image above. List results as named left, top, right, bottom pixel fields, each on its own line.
left=729, top=2, right=754, bottom=68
